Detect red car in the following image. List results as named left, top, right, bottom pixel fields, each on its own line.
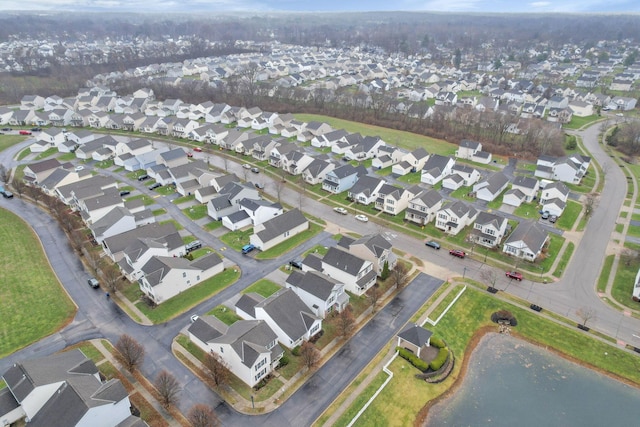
left=193, top=147, right=202, bottom=152
left=19, top=130, right=32, bottom=135
left=505, top=271, right=523, bottom=281
left=186, top=152, right=193, bottom=158
left=449, top=249, right=466, bottom=258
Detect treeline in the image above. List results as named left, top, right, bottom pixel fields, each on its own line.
left=607, top=122, right=640, bottom=157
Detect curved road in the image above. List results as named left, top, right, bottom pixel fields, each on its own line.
left=1, top=120, right=639, bottom=425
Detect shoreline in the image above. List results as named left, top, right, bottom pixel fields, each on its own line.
left=415, top=327, right=640, bottom=426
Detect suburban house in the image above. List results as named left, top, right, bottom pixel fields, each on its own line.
left=285, top=270, right=350, bottom=318
left=421, top=154, right=455, bottom=185
left=102, top=222, right=181, bottom=262
left=188, top=317, right=283, bottom=388
left=435, top=201, right=479, bottom=235
left=302, top=158, right=335, bottom=185
left=249, top=209, right=309, bottom=251
left=405, top=189, right=444, bottom=225
left=235, top=288, right=322, bottom=349
left=396, top=323, right=433, bottom=358
left=372, top=145, right=404, bottom=169
left=503, top=220, right=549, bottom=261
left=138, top=253, right=224, bottom=304
left=207, top=182, right=260, bottom=220
left=348, top=176, right=386, bottom=205
left=77, top=189, right=125, bottom=224
left=221, top=198, right=283, bottom=231
left=311, top=129, right=348, bottom=148
left=318, top=246, right=377, bottom=296
left=455, top=140, right=492, bottom=164
left=0, top=350, right=139, bottom=427
left=632, top=268, right=640, bottom=301
left=470, top=211, right=509, bottom=248
left=88, top=206, right=137, bottom=244
left=473, top=172, right=509, bottom=202
left=442, top=164, right=481, bottom=190
left=393, top=147, right=429, bottom=176
left=322, top=164, right=367, bottom=194
left=534, top=154, right=590, bottom=184
left=23, top=158, right=63, bottom=184
left=540, top=181, right=570, bottom=216
left=375, top=184, right=420, bottom=216
left=281, top=150, right=315, bottom=175
left=503, top=176, right=539, bottom=207
left=55, top=175, right=118, bottom=206
left=337, top=233, right=397, bottom=276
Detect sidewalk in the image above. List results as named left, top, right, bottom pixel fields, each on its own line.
left=113, top=292, right=154, bottom=326
left=91, top=339, right=181, bottom=427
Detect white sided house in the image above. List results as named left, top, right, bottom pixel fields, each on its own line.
left=249, top=208, right=308, bottom=251
left=503, top=221, right=549, bottom=261
left=285, top=270, right=350, bottom=318
left=435, top=201, right=479, bottom=236
left=318, top=247, right=377, bottom=296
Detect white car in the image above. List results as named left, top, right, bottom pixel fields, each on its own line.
left=333, top=207, right=348, bottom=215
left=74, top=165, right=84, bottom=171
left=355, top=214, right=369, bottom=222
left=243, top=164, right=252, bottom=169
left=190, top=314, right=199, bottom=323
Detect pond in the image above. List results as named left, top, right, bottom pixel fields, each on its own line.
left=426, top=333, right=640, bottom=426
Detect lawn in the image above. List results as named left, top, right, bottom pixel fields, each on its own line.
left=183, top=204, right=208, bottom=220
left=396, top=172, right=422, bottom=184
left=172, top=194, right=196, bottom=204
left=124, top=194, right=155, bottom=206
left=597, top=255, right=615, bottom=293
left=64, top=341, right=105, bottom=364
left=204, top=220, right=223, bottom=231
left=220, top=228, right=254, bottom=252
left=552, top=242, right=575, bottom=278
left=556, top=200, right=582, bottom=230
left=513, top=202, right=540, bottom=219
left=294, top=114, right=457, bottom=156
left=151, top=208, right=167, bottom=216
left=0, top=208, right=76, bottom=357
left=611, top=259, right=640, bottom=311
left=158, top=219, right=184, bottom=230
left=135, top=268, right=240, bottom=323
left=242, top=279, right=282, bottom=298
left=57, top=152, right=76, bottom=161
left=0, top=134, right=28, bottom=152
left=626, top=225, right=640, bottom=238
left=207, top=305, right=242, bottom=325
left=156, top=185, right=177, bottom=196
left=255, top=223, right=323, bottom=259
left=34, top=147, right=58, bottom=160
left=334, top=287, right=640, bottom=427
left=564, top=115, right=601, bottom=130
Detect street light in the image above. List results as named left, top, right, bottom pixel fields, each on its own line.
left=463, top=267, right=467, bottom=279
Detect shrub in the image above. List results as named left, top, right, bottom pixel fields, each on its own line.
left=291, top=345, right=301, bottom=357
left=565, top=135, right=577, bottom=150
left=278, top=355, right=290, bottom=368
left=430, top=336, right=445, bottom=349
left=381, top=261, right=390, bottom=280
left=396, top=347, right=429, bottom=372
left=491, top=310, right=518, bottom=326
left=429, top=347, right=449, bottom=371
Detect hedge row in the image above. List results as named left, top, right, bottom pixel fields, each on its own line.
left=396, top=347, right=429, bottom=372
left=430, top=336, right=445, bottom=349
left=430, top=347, right=449, bottom=371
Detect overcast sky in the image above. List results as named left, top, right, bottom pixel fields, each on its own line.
left=1, top=0, right=639, bottom=13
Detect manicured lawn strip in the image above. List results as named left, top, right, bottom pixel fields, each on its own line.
left=94, top=159, right=114, bottom=169
left=610, top=259, right=640, bottom=311
left=347, top=288, right=640, bottom=427
left=304, top=244, right=330, bottom=257
left=177, top=334, right=206, bottom=360
left=183, top=204, right=208, bottom=220
left=553, top=242, right=575, bottom=278
left=113, top=166, right=125, bottom=173
left=396, top=173, right=421, bottom=184
left=255, top=223, right=323, bottom=259
left=189, top=247, right=216, bottom=259
left=34, top=147, right=58, bottom=160
left=597, top=255, right=615, bottom=293
left=121, top=281, right=143, bottom=303
left=0, top=134, right=27, bottom=152
left=564, top=115, right=601, bottom=130
left=615, top=223, right=624, bottom=233
left=220, top=228, right=254, bottom=252
left=0, top=208, right=76, bottom=358
left=514, top=234, right=564, bottom=274
left=16, top=148, right=31, bottom=160
left=124, top=194, right=155, bottom=206
left=427, top=284, right=465, bottom=321
left=135, top=268, right=240, bottom=324
left=172, top=194, right=196, bottom=204
left=294, top=114, right=457, bottom=156
left=556, top=200, right=582, bottom=230
left=632, top=213, right=640, bottom=222
left=152, top=208, right=167, bottom=216
left=331, top=371, right=389, bottom=427
left=242, top=279, right=282, bottom=298
left=626, top=225, right=640, bottom=238
left=619, top=211, right=628, bottom=219
left=156, top=185, right=177, bottom=196
left=204, top=220, right=223, bottom=231
left=65, top=341, right=105, bottom=364
left=57, top=152, right=76, bottom=161
left=207, top=305, right=242, bottom=325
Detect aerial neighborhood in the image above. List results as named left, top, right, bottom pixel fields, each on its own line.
left=1, top=10, right=640, bottom=427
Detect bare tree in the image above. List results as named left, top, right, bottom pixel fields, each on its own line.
left=480, top=268, right=499, bottom=288
left=367, top=285, right=381, bottom=311
left=300, top=341, right=321, bottom=370
left=187, top=404, right=219, bottom=427
left=337, top=306, right=356, bottom=338
left=391, top=263, right=410, bottom=290
left=273, top=178, right=286, bottom=202
left=154, top=370, right=180, bottom=409
left=203, top=352, right=230, bottom=388
left=69, top=230, right=85, bottom=253
left=115, top=334, right=145, bottom=372
left=0, top=163, right=10, bottom=182
left=82, top=244, right=102, bottom=272
left=576, top=306, right=597, bottom=326
left=100, top=263, right=123, bottom=294
left=621, top=249, right=638, bottom=267
left=26, top=185, right=43, bottom=205
left=11, top=177, right=26, bottom=198
left=584, top=193, right=598, bottom=219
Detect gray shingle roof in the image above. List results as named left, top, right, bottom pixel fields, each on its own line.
left=255, top=209, right=308, bottom=245
left=397, top=323, right=433, bottom=347
left=322, top=247, right=368, bottom=276
left=256, top=289, right=319, bottom=343
left=286, top=270, right=340, bottom=300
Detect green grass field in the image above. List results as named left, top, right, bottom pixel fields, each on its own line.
left=242, top=279, right=282, bottom=298
left=0, top=208, right=76, bottom=357
left=0, top=134, right=28, bottom=152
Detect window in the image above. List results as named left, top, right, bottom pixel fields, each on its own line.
left=310, top=324, right=320, bottom=335
left=438, top=213, right=447, bottom=220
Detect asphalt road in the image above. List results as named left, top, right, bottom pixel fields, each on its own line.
left=2, top=120, right=640, bottom=423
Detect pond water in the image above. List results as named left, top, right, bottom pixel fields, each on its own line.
left=426, top=333, right=640, bottom=427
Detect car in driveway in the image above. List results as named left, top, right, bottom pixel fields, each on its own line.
left=137, top=174, right=150, bottom=181
left=186, top=152, right=193, bottom=158
left=449, top=249, right=466, bottom=258
left=87, top=277, right=100, bottom=289
left=333, top=207, right=348, bottom=215
left=289, top=260, right=303, bottom=269
left=541, top=210, right=550, bottom=220
left=505, top=271, right=523, bottom=281
left=119, top=190, right=131, bottom=197
left=148, top=182, right=162, bottom=190
left=254, top=182, right=265, bottom=189
left=355, top=214, right=369, bottom=222
left=74, top=165, right=84, bottom=171
left=242, top=244, right=256, bottom=254
left=190, top=314, right=199, bottom=323
left=549, top=215, right=557, bottom=223
left=425, top=240, right=440, bottom=250
left=30, top=127, right=42, bottom=132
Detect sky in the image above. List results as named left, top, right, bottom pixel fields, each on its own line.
left=1, top=0, right=639, bottom=13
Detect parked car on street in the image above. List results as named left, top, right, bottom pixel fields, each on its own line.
left=333, top=207, right=348, bottom=215
left=87, top=277, right=100, bottom=289
left=243, top=164, right=252, bottom=169
left=505, top=271, right=523, bottom=281
left=449, top=249, right=466, bottom=258
left=425, top=241, right=441, bottom=250
left=31, top=127, right=42, bottom=132
left=148, top=182, right=162, bottom=190
left=289, top=260, right=303, bottom=269
left=242, top=244, right=256, bottom=254
left=1, top=190, right=14, bottom=199
left=193, top=147, right=202, bottom=152
left=251, top=167, right=260, bottom=173
left=137, top=174, right=150, bottom=181
left=355, top=214, right=369, bottom=222
left=119, top=190, right=131, bottom=197
left=19, top=130, right=32, bottom=135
